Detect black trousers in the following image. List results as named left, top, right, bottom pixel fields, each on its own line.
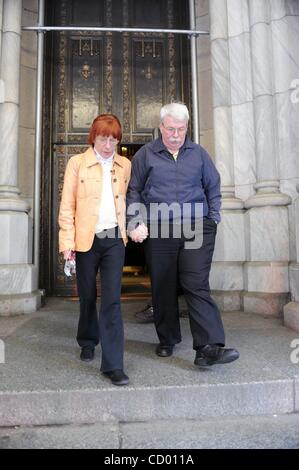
left=144, top=218, right=225, bottom=349
left=75, top=229, right=125, bottom=372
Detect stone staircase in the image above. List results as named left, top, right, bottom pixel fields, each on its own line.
left=0, top=299, right=298, bottom=433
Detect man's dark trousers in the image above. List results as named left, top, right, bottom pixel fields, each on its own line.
left=76, top=230, right=125, bottom=372
left=145, top=218, right=225, bottom=349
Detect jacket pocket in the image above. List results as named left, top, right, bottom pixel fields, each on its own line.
left=77, top=178, right=86, bottom=198
left=78, top=178, right=101, bottom=198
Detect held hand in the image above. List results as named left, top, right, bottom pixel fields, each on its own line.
left=129, top=224, right=148, bottom=243
left=63, top=249, right=74, bottom=260
left=137, top=223, right=148, bottom=238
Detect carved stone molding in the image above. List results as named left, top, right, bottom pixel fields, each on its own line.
left=104, top=0, right=113, bottom=112
left=167, top=0, right=176, bottom=101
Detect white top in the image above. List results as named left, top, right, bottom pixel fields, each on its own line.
left=94, top=149, right=118, bottom=233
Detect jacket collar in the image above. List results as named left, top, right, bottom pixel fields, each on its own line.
left=151, top=136, right=197, bottom=154
left=84, top=146, right=125, bottom=168
left=114, top=153, right=125, bottom=168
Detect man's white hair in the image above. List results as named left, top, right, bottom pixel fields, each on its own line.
left=160, top=102, right=189, bottom=123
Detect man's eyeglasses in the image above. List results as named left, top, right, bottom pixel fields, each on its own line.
left=161, top=122, right=187, bottom=134
left=95, top=136, right=119, bottom=145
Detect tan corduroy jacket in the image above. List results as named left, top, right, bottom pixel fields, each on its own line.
left=58, top=146, right=131, bottom=252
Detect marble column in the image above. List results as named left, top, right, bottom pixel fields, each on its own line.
left=241, top=1, right=291, bottom=316
left=0, top=0, right=27, bottom=207
left=271, top=0, right=299, bottom=254
left=226, top=0, right=256, bottom=203
left=284, top=184, right=299, bottom=332
left=0, top=0, right=3, bottom=51
left=0, top=0, right=4, bottom=103
left=246, top=0, right=291, bottom=209
left=0, top=0, right=41, bottom=315
left=0, top=0, right=3, bottom=49
left=209, top=0, right=245, bottom=311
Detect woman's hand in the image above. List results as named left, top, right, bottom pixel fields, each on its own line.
left=63, top=249, right=74, bottom=260
left=129, top=223, right=148, bottom=243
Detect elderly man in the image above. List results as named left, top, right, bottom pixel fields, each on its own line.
left=126, top=103, right=239, bottom=367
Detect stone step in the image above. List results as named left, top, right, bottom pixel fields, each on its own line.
left=0, top=378, right=296, bottom=427
left=1, top=414, right=299, bottom=449
left=0, top=299, right=298, bottom=427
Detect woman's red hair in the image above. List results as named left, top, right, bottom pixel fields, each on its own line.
left=88, top=114, right=122, bottom=145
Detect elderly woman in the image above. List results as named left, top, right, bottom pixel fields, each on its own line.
left=58, top=114, right=131, bottom=386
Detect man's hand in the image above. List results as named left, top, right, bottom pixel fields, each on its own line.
left=129, top=223, right=148, bottom=243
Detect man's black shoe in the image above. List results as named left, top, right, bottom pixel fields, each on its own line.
left=80, top=346, right=95, bottom=362
left=103, top=369, right=129, bottom=386
left=156, top=344, right=174, bottom=357
left=135, top=304, right=154, bottom=323
left=179, top=309, right=189, bottom=318
left=194, top=345, right=239, bottom=367
left=135, top=304, right=189, bottom=323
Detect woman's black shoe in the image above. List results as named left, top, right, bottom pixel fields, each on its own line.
left=80, top=346, right=95, bottom=362
left=103, top=369, right=129, bottom=386
left=156, top=344, right=174, bottom=357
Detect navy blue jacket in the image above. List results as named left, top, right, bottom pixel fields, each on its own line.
left=126, top=137, right=221, bottom=226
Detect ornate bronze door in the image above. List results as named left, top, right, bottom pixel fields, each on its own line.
left=41, top=0, right=191, bottom=295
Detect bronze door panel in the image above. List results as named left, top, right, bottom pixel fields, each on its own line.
left=41, top=0, right=190, bottom=295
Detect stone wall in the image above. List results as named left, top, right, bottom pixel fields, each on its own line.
left=19, top=0, right=38, bottom=215
left=195, top=0, right=214, bottom=158
left=196, top=0, right=299, bottom=317
left=0, top=0, right=40, bottom=315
